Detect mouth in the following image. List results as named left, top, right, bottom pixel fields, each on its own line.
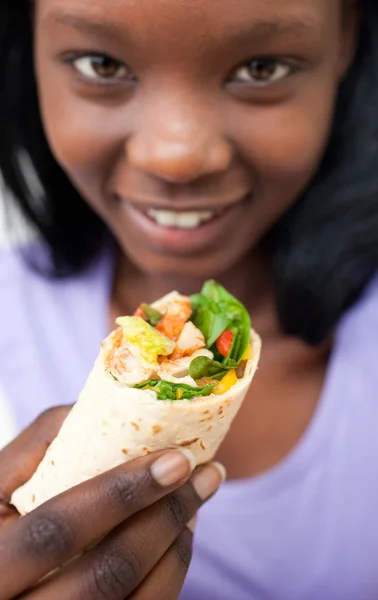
left=145, top=207, right=221, bottom=229
left=117, top=194, right=250, bottom=253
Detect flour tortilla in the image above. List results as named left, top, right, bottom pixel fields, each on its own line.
left=11, top=327, right=261, bottom=516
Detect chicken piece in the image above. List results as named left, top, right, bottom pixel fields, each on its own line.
left=154, top=294, right=192, bottom=342
left=102, top=328, right=156, bottom=385
left=102, top=328, right=123, bottom=371
left=169, top=321, right=206, bottom=360
left=158, top=348, right=213, bottom=379
left=151, top=291, right=188, bottom=313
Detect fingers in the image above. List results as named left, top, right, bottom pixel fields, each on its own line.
left=0, top=406, right=71, bottom=503
left=129, top=528, right=194, bottom=600
left=23, top=463, right=224, bottom=600
left=0, top=406, right=71, bottom=528
left=0, top=449, right=196, bottom=600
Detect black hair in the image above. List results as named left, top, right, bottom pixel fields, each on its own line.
left=0, top=3, right=104, bottom=273
left=273, top=0, right=378, bottom=343
left=1, top=1, right=378, bottom=344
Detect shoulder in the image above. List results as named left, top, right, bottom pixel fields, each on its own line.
left=0, top=242, right=113, bottom=430
left=0, top=241, right=113, bottom=315
left=337, top=272, right=378, bottom=348
left=0, top=244, right=40, bottom=317
left=330, top=271, right=378, bottom=420
left=0, top=242, right=114, bottom=347
left=0, top=243, right=77, bottom=320
left=0, top=243, right=30, bottom=283
left=0, top=241, right=103, bottom=354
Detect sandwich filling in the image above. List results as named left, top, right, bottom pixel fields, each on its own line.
left=102, top=281, right=252, bottom=400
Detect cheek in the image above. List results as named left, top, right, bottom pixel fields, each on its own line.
left=232, top=92, right=336, bottom=202
left=36, top=66, right=125, bottom=194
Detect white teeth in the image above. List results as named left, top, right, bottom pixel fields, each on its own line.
left=146, top=209, right=215, bottom=229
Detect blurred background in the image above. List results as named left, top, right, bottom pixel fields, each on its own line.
left=0, top=185, right=33, bottom=249
left=0, top=188, right=9, bottom=247
left=0, top=187, right=26, bottom=446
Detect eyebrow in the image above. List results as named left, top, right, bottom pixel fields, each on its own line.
left=46, top=11, right=317, bottom=44
left=45, top=12, right=128, bottom=42
left=230, top=15, right=318, bottom=44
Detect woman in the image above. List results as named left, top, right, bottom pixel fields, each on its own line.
left=1, top=0, right=378, bottom=598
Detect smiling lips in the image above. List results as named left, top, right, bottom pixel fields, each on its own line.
left=118, top=196, right=248, bottom=254
left=118, top=192, right=250, bottom=231
left=146, top=208, right=216, bottom=229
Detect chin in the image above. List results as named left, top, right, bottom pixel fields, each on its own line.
left=123, top=243, right=250, bottom=280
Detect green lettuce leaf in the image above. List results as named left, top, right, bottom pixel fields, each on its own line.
left=190, top=280, right=251, bottom=365
left=133, top=379, right=215, bottom=400
left=116, top=316, right=175, bottom=365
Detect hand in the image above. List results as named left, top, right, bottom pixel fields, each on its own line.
left=0, top=407, right=224, bottom=599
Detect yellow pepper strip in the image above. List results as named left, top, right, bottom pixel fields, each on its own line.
left=242, top=345, right=252, bottom=361
left=213, top=370, right=238, bottom=395
left=176, top=389, right=184, bottom=399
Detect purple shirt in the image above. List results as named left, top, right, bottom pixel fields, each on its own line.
left=1, top=244, right=378, bottom=600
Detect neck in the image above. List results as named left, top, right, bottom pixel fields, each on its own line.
left=111, top=242, right=276, bottom=328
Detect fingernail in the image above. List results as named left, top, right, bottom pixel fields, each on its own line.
left=187, top=515, right=197, bottom=533
left=191, top=462, right=226, bottom=500
left=151, top=449, right=196, bottom=487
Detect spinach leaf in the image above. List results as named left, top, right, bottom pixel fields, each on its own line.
left=141, top=304, right=163, bottom=327
left=188, top=356, right=237, bottom=380
left=190, top=280, right=251, bottom=364
left=190, top=294, right=229, bottom=347
left=133, top=379, right=215, bottom=401
left=226, top=307, right=251, bottom=364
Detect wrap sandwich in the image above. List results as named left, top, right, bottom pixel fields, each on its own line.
left=12, top=280, right=261, bottom=515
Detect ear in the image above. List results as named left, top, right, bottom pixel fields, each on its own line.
left=338, top=0, right=360, bottom=80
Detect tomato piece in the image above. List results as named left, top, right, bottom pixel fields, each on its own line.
left=216, top=330, right=233, bottom=357
left=134, top=306, right=146, bottom=319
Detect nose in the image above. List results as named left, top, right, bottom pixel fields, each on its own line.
left=126, top=99, right=233, bottom=183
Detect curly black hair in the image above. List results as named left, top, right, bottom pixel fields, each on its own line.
left=1, top=1, right=378, bottom=344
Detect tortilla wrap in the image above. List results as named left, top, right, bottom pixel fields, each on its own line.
left=12, top=318, right=261, bottom=516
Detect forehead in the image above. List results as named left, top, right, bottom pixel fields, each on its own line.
left=36, top=0, right=341, bottom=42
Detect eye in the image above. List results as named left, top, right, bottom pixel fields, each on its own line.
left=230, top=58, right=292, bottom=85
left=70, top=54, right=134, bottom=82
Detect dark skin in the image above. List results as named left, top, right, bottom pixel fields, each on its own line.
left=0, top=407, right=223, bottom=598
left=33, top=0, right=357, bottom=479
left=0, top=0, right=359, bottom=597
left=36, top=0, right=356, bottom=282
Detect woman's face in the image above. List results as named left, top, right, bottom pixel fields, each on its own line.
left=34, top=0, right=356, bottom=277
